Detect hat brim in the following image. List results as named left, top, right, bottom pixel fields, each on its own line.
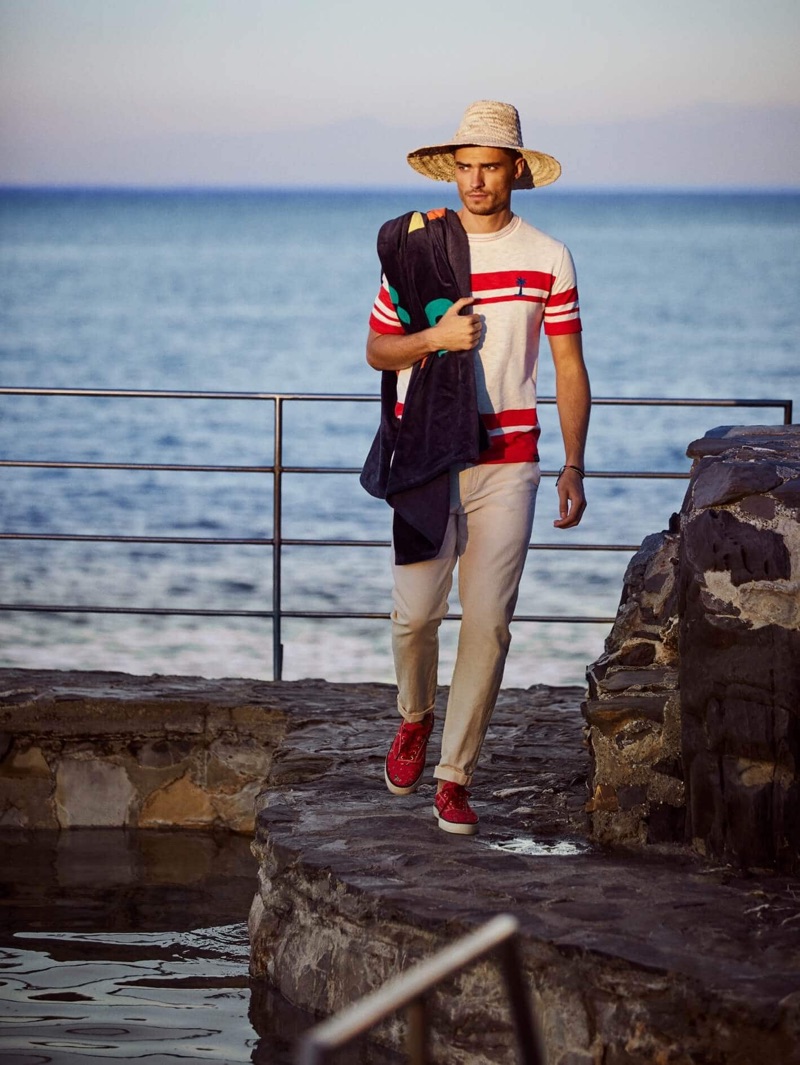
left=406, top=143, right=561, bottom=190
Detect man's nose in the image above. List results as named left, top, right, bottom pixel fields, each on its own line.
left=470, top=169, right=484, bottom=187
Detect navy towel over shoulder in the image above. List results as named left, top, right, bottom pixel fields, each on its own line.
left=360, top=208, right=487, bottom=565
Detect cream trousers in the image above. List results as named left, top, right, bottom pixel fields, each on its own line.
left=391, top=461, right=540, bottom=786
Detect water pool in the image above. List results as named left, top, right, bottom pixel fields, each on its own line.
left=0, top=829, right=314, bottom=1063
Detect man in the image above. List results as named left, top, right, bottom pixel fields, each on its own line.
left=362, top=100, right=590, bottom=835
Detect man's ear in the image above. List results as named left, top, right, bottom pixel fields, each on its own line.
left=514, top=154, right=525, bottom=181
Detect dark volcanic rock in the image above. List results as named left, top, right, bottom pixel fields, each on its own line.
left=684, top=508, right=791, bottom=587
left=678, top=426, right=800, bottom=874
left=690, top=459, right=783, bottom=509
left=584, top=424, right=800, bottom=875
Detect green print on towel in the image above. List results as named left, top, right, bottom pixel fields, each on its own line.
left=425, top=297, right=454, bottom=357
left=387, top=291, right=458, bottom=357
left=387, top=285, right=411, bottom=327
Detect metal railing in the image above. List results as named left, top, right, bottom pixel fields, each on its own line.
left=296, top=913, right=543, bottom=1065
left=0, top=387, right=792, bottom=679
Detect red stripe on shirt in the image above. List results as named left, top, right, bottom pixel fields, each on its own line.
left=481, top=408, right=539, bottom=430
left=544, top=284, right=581, bottom=334
left=474, top=294, right=545, bottom=306
left=478, top=428, right=541, bottom=464
left=544, top=318, right=582, bottom=336
left=369, top=310, right=405, bottom=334
left=472, top=270, right=555, bottom=292
left=546, top=286, right=579, bottom=307
left=369, top=286, right=405, bottom=335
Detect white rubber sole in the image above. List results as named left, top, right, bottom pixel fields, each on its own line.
left=433, top=804, right=479, bottom=835
left=384, top=760, right=421, bottom=796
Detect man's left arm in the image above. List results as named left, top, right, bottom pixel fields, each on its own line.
left=548, top=332, right=591, bottom=529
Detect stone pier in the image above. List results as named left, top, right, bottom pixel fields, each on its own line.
left=2, top=669, right=800, bottom=1062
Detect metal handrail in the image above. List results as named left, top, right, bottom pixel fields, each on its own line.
left=296, top=914, right=543, bottom=1065
left=0, top=387, right=793, bottom=679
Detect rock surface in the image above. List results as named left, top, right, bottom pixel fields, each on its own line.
left=584, top=526, right=682, bottom=846
left=680, top=426, right=800, bottom=873
left=249, top=679, right=800, bottom=1065
left=584, top=424, right=800, bottom=872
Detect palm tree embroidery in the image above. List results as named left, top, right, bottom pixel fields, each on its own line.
left=516, top=276, right=526, bottom=296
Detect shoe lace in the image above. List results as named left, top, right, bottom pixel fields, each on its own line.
left=398, top=721, right=429, bottom=760
left=441, top=783, right=471, bottom=811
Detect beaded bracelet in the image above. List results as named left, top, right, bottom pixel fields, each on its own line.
left=556, top=464, right=585, bottom=485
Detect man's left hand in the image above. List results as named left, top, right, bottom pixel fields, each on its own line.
left=553, top=468, right=586, bottom=529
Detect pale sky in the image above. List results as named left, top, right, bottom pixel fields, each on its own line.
left=1, top=0, right=799, bottom=187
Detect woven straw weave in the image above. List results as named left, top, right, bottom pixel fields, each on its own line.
left=407, top=100, right=561, bottom=190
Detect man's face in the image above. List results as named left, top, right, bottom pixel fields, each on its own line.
left=453, top=146, right=524, bottom=217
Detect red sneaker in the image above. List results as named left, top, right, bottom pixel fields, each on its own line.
left=384, top=714, right=434, bottom=795
left=433, top=782, right=479, bottom=835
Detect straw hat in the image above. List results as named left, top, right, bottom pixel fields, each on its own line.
left=407, top=100, right=561, bottom=190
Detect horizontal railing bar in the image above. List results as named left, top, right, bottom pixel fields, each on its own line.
left=284, top=467, right=692, bottom=479
left=513, top=614, right=615, bottom=624
left=587, top=397, right=792, bottom=411
left=0, top=386, right=790, bottom=411
left=0, top=533, right=274, bottom=545
left=0, top=460, right=272, bottom=473
left=288, top=539, right=641, bottom=552
left=529, top=543, right=640, bottom=553
left=0, top=531, right=641, bottom=552
left=0, top=604, right=276, bottom=617
left=579, top=471, right=688, bottom=479
left=292, top=610, right=616, bottom=623
left=0, top=603, right=615, bottom=624
left=0, top=387, right=373, bottom=402
left=0, top=459, right=691, bottom=480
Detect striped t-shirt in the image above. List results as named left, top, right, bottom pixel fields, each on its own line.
left=369, top=213, right=581, bottom=463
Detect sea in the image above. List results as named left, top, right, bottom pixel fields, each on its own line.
left=0, top=185, right=798, bottom=1060
left=1, top=188, right=798, bottom=688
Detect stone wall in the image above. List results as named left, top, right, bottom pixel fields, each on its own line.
left=0, top=671, right=290, bottom=832
left=583, top=424, right=800, bottom=873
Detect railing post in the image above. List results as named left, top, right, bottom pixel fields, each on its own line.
left=406, top=996, right=428, bottom=1064
left=497, top=936, right=544, bottom=1065
left=272, top=396, right=284, bottom=680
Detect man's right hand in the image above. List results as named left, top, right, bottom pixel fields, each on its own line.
left=366, top=297, right=481, bottom=371
left=431, top=297, right=481, bottom=353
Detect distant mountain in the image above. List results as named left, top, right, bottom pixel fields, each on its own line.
left=2, top=104, right=798, bottom=188
left=542, top=104, right=800, bottom=188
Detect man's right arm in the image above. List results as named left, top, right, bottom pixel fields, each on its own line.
left=366, top=297, right=481, bottom=371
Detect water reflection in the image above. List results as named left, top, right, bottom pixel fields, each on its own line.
left=486, top=836, right=589, bottom=857
left=0, top=829, right=313, bottom=1063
